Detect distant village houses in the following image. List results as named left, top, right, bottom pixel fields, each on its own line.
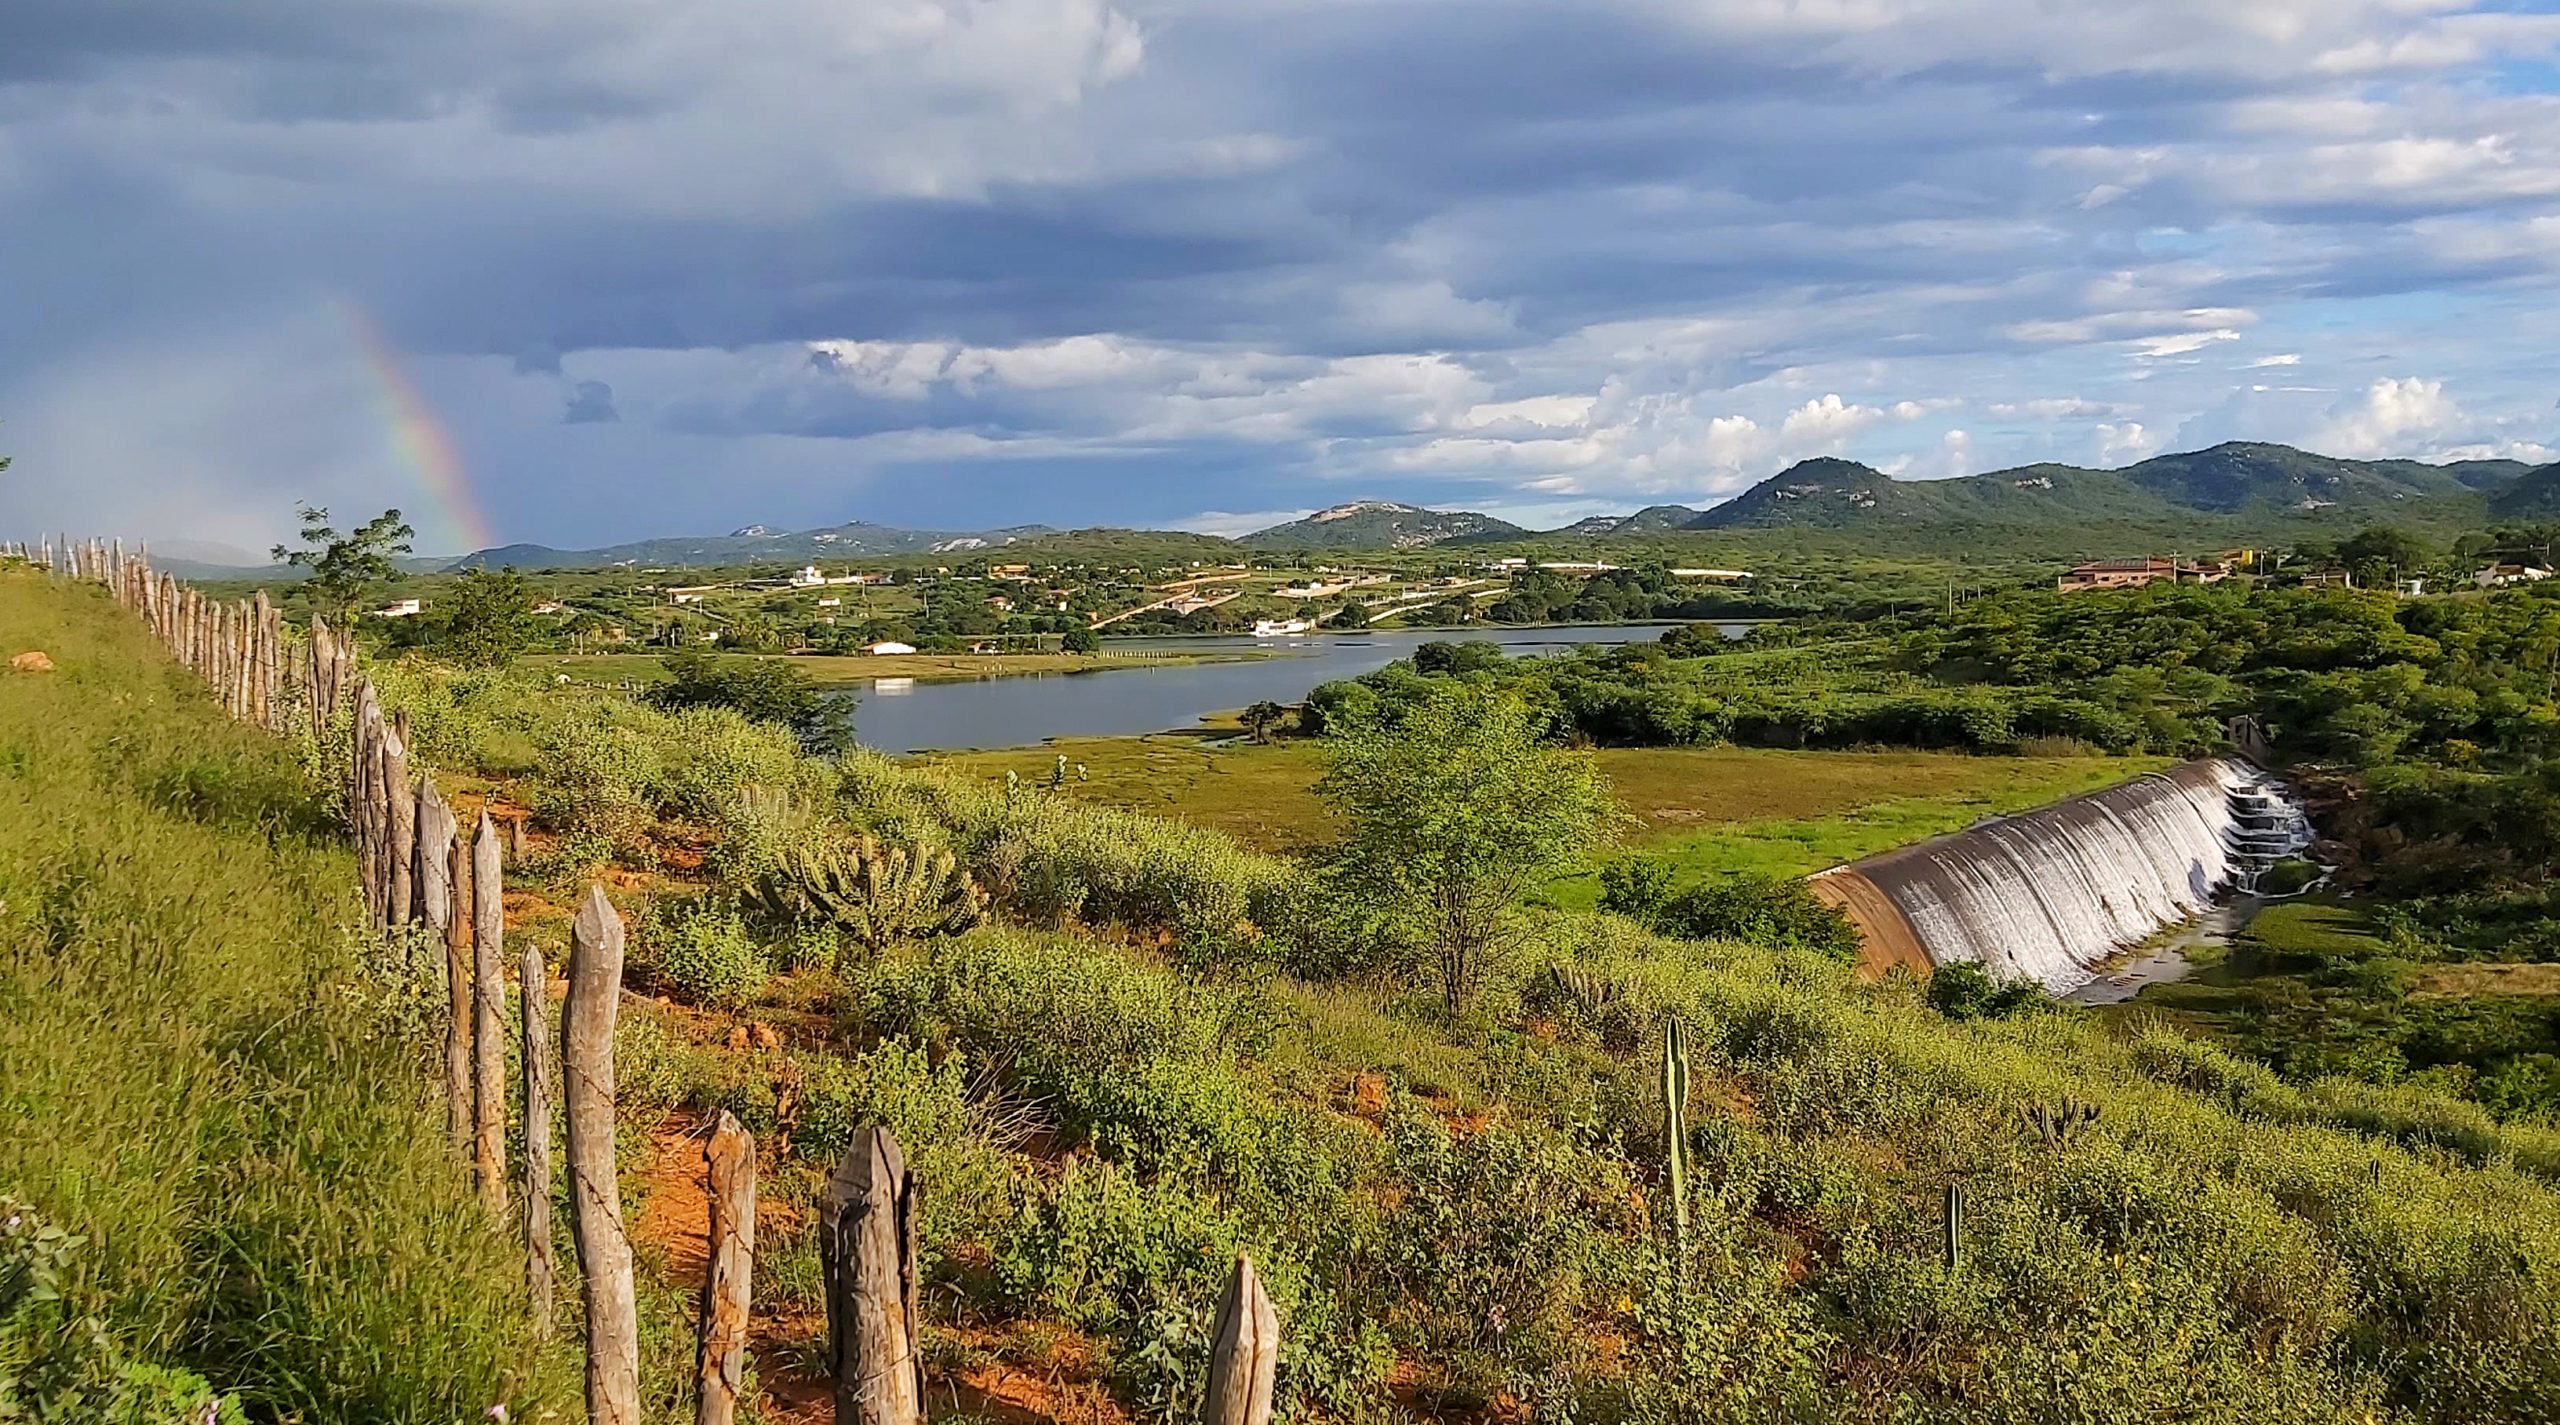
left=2476, top=563, right=2556, bottom=589
left=371, top=598, right=424, bottom=619
left=2056, top=555, right=2235, bottom=594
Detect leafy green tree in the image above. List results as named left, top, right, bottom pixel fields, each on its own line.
left=1061, top=624, right=1101, bottom=654
left=651, top=649, right=850, bottom=753
left=272, top=506, right=414, bottom=623
left=1317, top=684, right=1613, bottom=1013
left=1239, top=700, right=1290, bottom=743
left=1331, top=599, right=1373, bottom=627
left=722, top=610, right=783, bottom=652
left=430, top=568, right=543, bottom=667
left=2339, top=525, right=2431, bottom=586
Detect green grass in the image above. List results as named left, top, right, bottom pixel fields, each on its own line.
left=2238, top=899, right=2393, bottom=958
left=0, top=571, right=571, bottom=1419
left=919, top=737, right=2169, bottom=897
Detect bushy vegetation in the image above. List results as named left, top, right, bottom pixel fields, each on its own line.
left=31, top=555, right=2560, bottom=1424
left=1318, top=578, right=2560, bottom=1124
left=0, top=574, right=570, bottom=1420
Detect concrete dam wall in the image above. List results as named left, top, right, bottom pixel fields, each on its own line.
left=1809, top=756, right=2311, bottom=992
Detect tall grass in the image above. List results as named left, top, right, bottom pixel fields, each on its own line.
left=0, top=573, right=573, bottom=1419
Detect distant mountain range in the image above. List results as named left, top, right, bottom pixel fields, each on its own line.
left=449, top=520, right=1062, bottom=571
left=148, top=443, right=2551, bottom=575
left=1240, top=500, right=1526, bottom=550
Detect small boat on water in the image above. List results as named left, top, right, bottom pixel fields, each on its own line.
left=1253, top=618, right=1313, bottom=636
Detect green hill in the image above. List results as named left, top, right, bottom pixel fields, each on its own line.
left=1244, top=500, right=1526, bottom=550
left=2490, top=462, right=2560, bottom=520
left=1691, top=442, right=2521, bottom=541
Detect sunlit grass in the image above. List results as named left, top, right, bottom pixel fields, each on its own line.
left=0, top=571, right=572, bottom=1419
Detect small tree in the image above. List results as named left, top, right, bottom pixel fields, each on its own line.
left=652, top=650, right=850, bottom=753
left=1062, top=624, right=1101, bottom=654
left=1240, top=700, right=1290, bottom=743
left=433, top=568, right=543, bottom=667
left=1317, top=684, right=1612, bottom=1013
left=273, top=506, right=415, bottom=623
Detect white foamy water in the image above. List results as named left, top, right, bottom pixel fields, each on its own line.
left=1856, top=758, right=2311, bottom=992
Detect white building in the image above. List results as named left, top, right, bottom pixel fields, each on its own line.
left=2475, top=563, right=2556, bottom=589
left=372, top=598, right=423, bottom=619
left=864, top=640, right=918, bottom=655
left=790, top=566, right=827, bottom=588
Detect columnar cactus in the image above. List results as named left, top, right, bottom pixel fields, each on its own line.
left=748, top=833, right=989, bottom=950
left=1661, top=1015, right=1691, bottom=1253
left=1943, top=1182, right=1964, bottom=1274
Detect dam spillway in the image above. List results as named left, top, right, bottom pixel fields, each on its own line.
left=1809, top=757, right=2312, bottom=992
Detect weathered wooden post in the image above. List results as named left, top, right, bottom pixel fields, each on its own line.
left=698, top=1111, right=757, bottom=1425
left=821, top=1127, right=926, bottom=1425
left=307, top=616, right=332, bottom=743
left=1203, top=1256, right=1279, bottom=1425
left=418, top=776, right=470, bottom=1155
left=521, top=937, right=556, bottom=1329
left=566, top=887, right=641, bottom=1425
left=473, top=811, right=510, bottom=1215
left=509, top=814, right=527, bottom=863
left=384, top=725, right=415, bottom=927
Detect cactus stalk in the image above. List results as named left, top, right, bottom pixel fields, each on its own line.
left=1661, top=1015, right=1691, bottom=1254
left=1943, top=1182, right=1963, bottom=1274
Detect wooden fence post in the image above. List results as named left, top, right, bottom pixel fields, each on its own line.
left=473, top=811, right=509, bottom=1215
left=1202, top=1256, right=1280, bottom=1425
left=521, top=936, right=556, bottom=1329
left=417, top=777, right=469, bottom=1155
left=566, top=886, right=641, bottom=1425
left=384, top=726, right=415, bottom=927
left=698, top=1111, right=756, bottom=1425
left=821, top=1127, right=926, bottom=1425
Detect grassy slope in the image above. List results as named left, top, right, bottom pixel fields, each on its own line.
left=918, top=735, right=2167, bottom=891
left=0, top=572, right=570, bottom=1419
left=364, top=651, right=2560, bottom=1421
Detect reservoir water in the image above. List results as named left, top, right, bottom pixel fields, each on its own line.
left=846, top=623, right=1734, bottom=753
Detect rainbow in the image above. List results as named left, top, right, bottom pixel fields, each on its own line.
left=338, top=297, right=497, bottom=553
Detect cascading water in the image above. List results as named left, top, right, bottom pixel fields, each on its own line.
left=1811, top=757, right=2312, bottom=993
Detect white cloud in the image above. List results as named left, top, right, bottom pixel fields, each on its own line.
left=2096, top=421, right=2164, bottom=465
left=2315, top=376, right=2464, bottom=458
left=2247, top=354, right=2303, bottom=368
left=1986, top=397, right=2125, bottom=419
left=2133, top=328, right=2245, bottom=359
left=1172, top=508, right=1313, bottom=536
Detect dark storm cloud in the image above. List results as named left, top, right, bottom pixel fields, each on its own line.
left=2, top=0, right=2555, bottom=547
left=562, top=380, right=618, bottom=423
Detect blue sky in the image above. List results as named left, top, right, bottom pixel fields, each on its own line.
left=2, top=0, right=2557, bottom=554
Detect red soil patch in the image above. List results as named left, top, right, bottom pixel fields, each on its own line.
left=633, top=1116, right=714, bottom=1287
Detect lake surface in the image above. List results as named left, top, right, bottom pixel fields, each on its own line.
left=846, top=623, right=1743, bottom=753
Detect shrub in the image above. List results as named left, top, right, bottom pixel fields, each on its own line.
left=642, top=899, right=770, bottom=1009
left=660, top=708, right=814, bottom=821
left=1655, top=874, right=1859, bottom=960
left=530, top=709, right=664, bottom=858
left=1, top=1197, right=244, bottom=1425
left=1924, top=961, right=2041, bottom=1020
left=1597, top=856, right=1674, bottom=923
